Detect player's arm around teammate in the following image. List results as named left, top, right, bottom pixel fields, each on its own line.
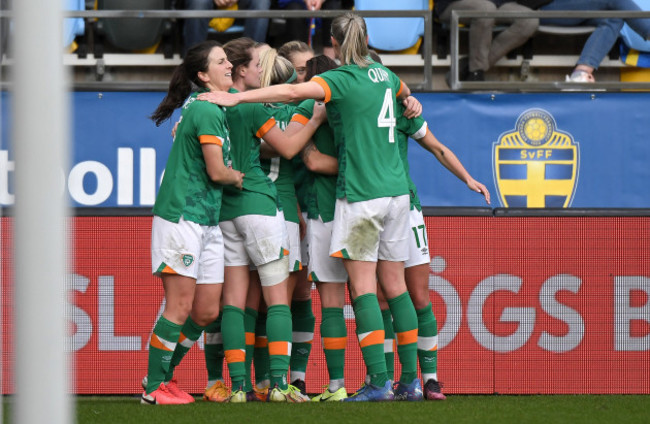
left=198, top=13, right=423, bottom=401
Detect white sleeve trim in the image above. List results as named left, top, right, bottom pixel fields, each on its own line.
left=410, top=121, right=428, bottom=141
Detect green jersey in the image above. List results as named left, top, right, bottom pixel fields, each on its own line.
left=220, top=88, right=279, bottom=221
left=294, top=99, right=337, bottom=223
left=260, top=103, right=299, bottom=223
left=153, top=91, right=230, bottom=226
left=396, top=103, right=428, bottom=211
left=312, top=62, right=409, bottom=202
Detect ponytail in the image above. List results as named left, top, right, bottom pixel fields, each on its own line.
left=150, top=40, right=221, bottom=126
left=331, top=12, right=370, bottom=67
left=259, top=48, right=296, bottom=87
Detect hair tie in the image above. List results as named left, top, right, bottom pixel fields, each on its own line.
left=285, top=69, right=298, bottom=84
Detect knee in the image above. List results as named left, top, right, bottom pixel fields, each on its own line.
left=410, top=292, right=431, bottom=310
left=477, top=1, right=497, bottom=12
left=317, top=284, right=345, bottom=308
left=164, top=298, right=193, bottom=323
left=516, top=18, right=539, bottom=37
left=191, top=307, right=220, bottom=327
left=603, top=18, right=625, bottom=33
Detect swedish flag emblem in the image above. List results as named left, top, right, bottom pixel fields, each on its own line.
left=492, top=109, right=580, bottom=208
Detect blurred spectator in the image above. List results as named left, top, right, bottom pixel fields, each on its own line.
left=540, top=0, right=650, bottom=82
left=0, top=0, right=9, bottom=62
left=435, top=0, right=539, bottom=81
left=181, top=0, right=271, bottom=56
left=273, top=0, right=352, bottom=58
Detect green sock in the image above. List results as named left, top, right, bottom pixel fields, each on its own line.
left=244, top=307, right=258, bottom=392
left=320, top=307, right=346, bottom=381
left=204, top=314, right=225, bottom=385
left=267, top=304, right=292, bottom=390
left=254, top=312, right=270, bottom=386
left=145, top=316, right=181, bottom=394
left=353, top=293, right=387, bottom=387
left=222, top=305, right=246, bottom=390
left=388, top=292, right=418, bottom=384
left=381, top=308, right=395, bottom=382
left=164, top=316, right=205, bottom=381
left=416, top=303, right=438, bottom=381
left=290, top=299, right=315, bottom=381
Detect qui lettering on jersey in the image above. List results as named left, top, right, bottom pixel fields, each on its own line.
left=368, top=67, right=390, bottom=83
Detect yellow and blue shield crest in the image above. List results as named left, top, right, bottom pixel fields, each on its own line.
left=492, top=109, right=580, bottom=208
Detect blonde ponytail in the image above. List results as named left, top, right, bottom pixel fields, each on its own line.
left=331, top=12, right=371, bottom=67
left=260, top=48, right=296, bottom=87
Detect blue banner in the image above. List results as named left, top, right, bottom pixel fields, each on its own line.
left=411, top=92, right=650, bottom=208
left=1, top=91, right=649, bottom=208
left=1, top=91, right=178, bottom=208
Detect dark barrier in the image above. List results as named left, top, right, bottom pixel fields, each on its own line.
left=2, top=208, right=648, bottom=394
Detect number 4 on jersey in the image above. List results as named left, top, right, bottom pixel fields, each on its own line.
left=377, top=88, right=396, bottom=144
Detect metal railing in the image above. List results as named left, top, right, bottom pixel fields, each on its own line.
left=449, top=10, right=650, bottom=91
left=0, top=8, right=434, bottom=90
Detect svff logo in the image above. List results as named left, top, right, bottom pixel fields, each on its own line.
left=492, top=109, right=580, bottom=208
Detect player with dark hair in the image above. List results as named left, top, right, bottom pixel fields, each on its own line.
left=143, top=40, right=244, bottom=405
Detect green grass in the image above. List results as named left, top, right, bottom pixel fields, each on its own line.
left=66, top=395, right=650, bottom=424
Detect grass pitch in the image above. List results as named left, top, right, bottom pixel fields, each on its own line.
left=69, top=395, right=650, bottom=424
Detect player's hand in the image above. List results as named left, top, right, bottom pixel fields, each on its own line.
left=402, top=95, right=422, bottom=119
left=304, top=0, right=324, bottom=10
left=232, top=170, right=245, bottom=190
left=214, top=0, right=237, bottom=7
left=467, top=179, right=490, bottom=205
left=311, top=101, right=328, bottom=125
left=198, top=91, right=240, bottom=107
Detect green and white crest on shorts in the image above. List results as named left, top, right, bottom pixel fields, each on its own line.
left=182, top=254, right=194, bottom=267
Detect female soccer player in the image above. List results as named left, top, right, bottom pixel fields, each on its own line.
left=142, top=40, right=244, bottom=405
left=199, top=12, right=424, bottom=402
left=287, top=54, right=348, bottom=402
left=215, top=37, right=325, bottom=403
left=278, top=40, right=315, bottom=84
left=277, top=40, right=319, bottom=395
left=255, top=47, right=319, bottom=398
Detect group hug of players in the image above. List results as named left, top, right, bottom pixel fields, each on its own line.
left=141, top=12, right=490, bottom=405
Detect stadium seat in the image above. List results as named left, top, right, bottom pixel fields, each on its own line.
left=93, top=0, right=175, bottom=58
left=65, top=0, right=88, bottom=57
left=355, top=0, right=428, bottom=52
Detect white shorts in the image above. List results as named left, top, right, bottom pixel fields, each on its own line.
left=329, top=195, right=410, bottom=262
left=300, top=211, right=309, bottom=267
left=219, top=211, right=289, bottom=267
left=404, top=208, right=430, bottom=268
left=286, top=220, right=302, bottom=272
left=151, top=215, right=224, bottom=284
left=307, top=217, right=348, bottom=283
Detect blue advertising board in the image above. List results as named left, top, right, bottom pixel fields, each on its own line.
left=1, top=91, right=649, bottom=208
